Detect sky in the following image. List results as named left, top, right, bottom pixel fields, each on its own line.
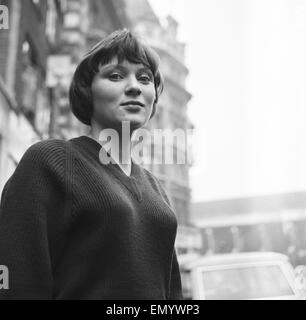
left=148, top=0, right=306, bottom=203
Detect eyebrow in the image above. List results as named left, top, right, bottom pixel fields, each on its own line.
left=138, top=67, right=153, bottom=75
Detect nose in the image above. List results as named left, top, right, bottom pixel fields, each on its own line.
left=125, top=75, right=141, bottom=97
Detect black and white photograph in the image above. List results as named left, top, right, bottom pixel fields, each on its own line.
left=1, top=0, right=306, bottom=302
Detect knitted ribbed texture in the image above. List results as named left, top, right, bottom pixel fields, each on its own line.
left=0, top=136, right=182, bottom=300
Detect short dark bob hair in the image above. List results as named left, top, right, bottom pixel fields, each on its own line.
left=69, top=29, right=164, bottom=126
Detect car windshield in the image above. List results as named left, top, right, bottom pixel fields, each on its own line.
left=202, top=264, right=295, bottom=300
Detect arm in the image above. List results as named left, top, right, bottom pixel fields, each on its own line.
left=0, top=141, right=66, bottom=299
left=168, top=249, right=183, bottom=300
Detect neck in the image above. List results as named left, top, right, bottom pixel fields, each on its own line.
left=88, top=123, right=133, bottom=175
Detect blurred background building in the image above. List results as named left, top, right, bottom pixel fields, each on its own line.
left=191, top=191, right=306, bottom=266
left=0, top=0, right=65, bottom=192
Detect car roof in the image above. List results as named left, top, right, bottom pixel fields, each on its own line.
left=181, top=251, right=290, bottom=269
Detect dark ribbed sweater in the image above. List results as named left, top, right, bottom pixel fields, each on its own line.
left=0, top=136, right=183, bottom=300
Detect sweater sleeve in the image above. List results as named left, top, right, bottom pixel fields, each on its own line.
left=168, top=248, right=183, bottom=300
left=0, top=140, right=66, bottom=300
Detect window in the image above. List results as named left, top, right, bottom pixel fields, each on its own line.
left=64, top=12, right=80, bottom=28
left=213, top=227, right=234, bottom=253
left=239, top=225, right=265, bottom=252
left=265, top=223, right=288, bottom=253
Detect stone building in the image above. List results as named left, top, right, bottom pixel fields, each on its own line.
left=0, top=0, right=64, bottom=193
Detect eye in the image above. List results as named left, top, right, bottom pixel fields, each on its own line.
left=108, top=72, right=123, bottom=81
left=138, top=73, right=153, bottom=83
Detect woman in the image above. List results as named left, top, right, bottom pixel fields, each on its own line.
left=0, top=29, right=183, bottom=300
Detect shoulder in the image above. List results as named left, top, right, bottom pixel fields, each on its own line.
left=19, top=139, right=68, bottom=171
left=3, top=139, right=69, bottom=195
left=25, top=139, right=67, bottom=158
left=26, top=139, right=67, bottom=155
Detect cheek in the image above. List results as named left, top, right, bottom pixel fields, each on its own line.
left=144, top=86, right=156, bottom=105
left=91, top=81, right=121, bottom=104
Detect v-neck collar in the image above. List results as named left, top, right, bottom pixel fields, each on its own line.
left=70, top=135, right=143, bottom=202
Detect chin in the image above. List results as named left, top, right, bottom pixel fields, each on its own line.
left=129, top=120, right=146, bottom=131
left=122, top=116, right=148, bottom=130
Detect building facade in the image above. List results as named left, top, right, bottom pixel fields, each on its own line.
left=0, top=0, right=64, bottom=193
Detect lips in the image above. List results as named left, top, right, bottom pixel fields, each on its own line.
left=121, top=101, right=145, bottom=107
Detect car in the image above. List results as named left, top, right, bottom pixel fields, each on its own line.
left=179, top=251, right=306, bottom=300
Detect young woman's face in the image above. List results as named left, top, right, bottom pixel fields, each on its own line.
left=91, top=57, right=156, bottom=131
